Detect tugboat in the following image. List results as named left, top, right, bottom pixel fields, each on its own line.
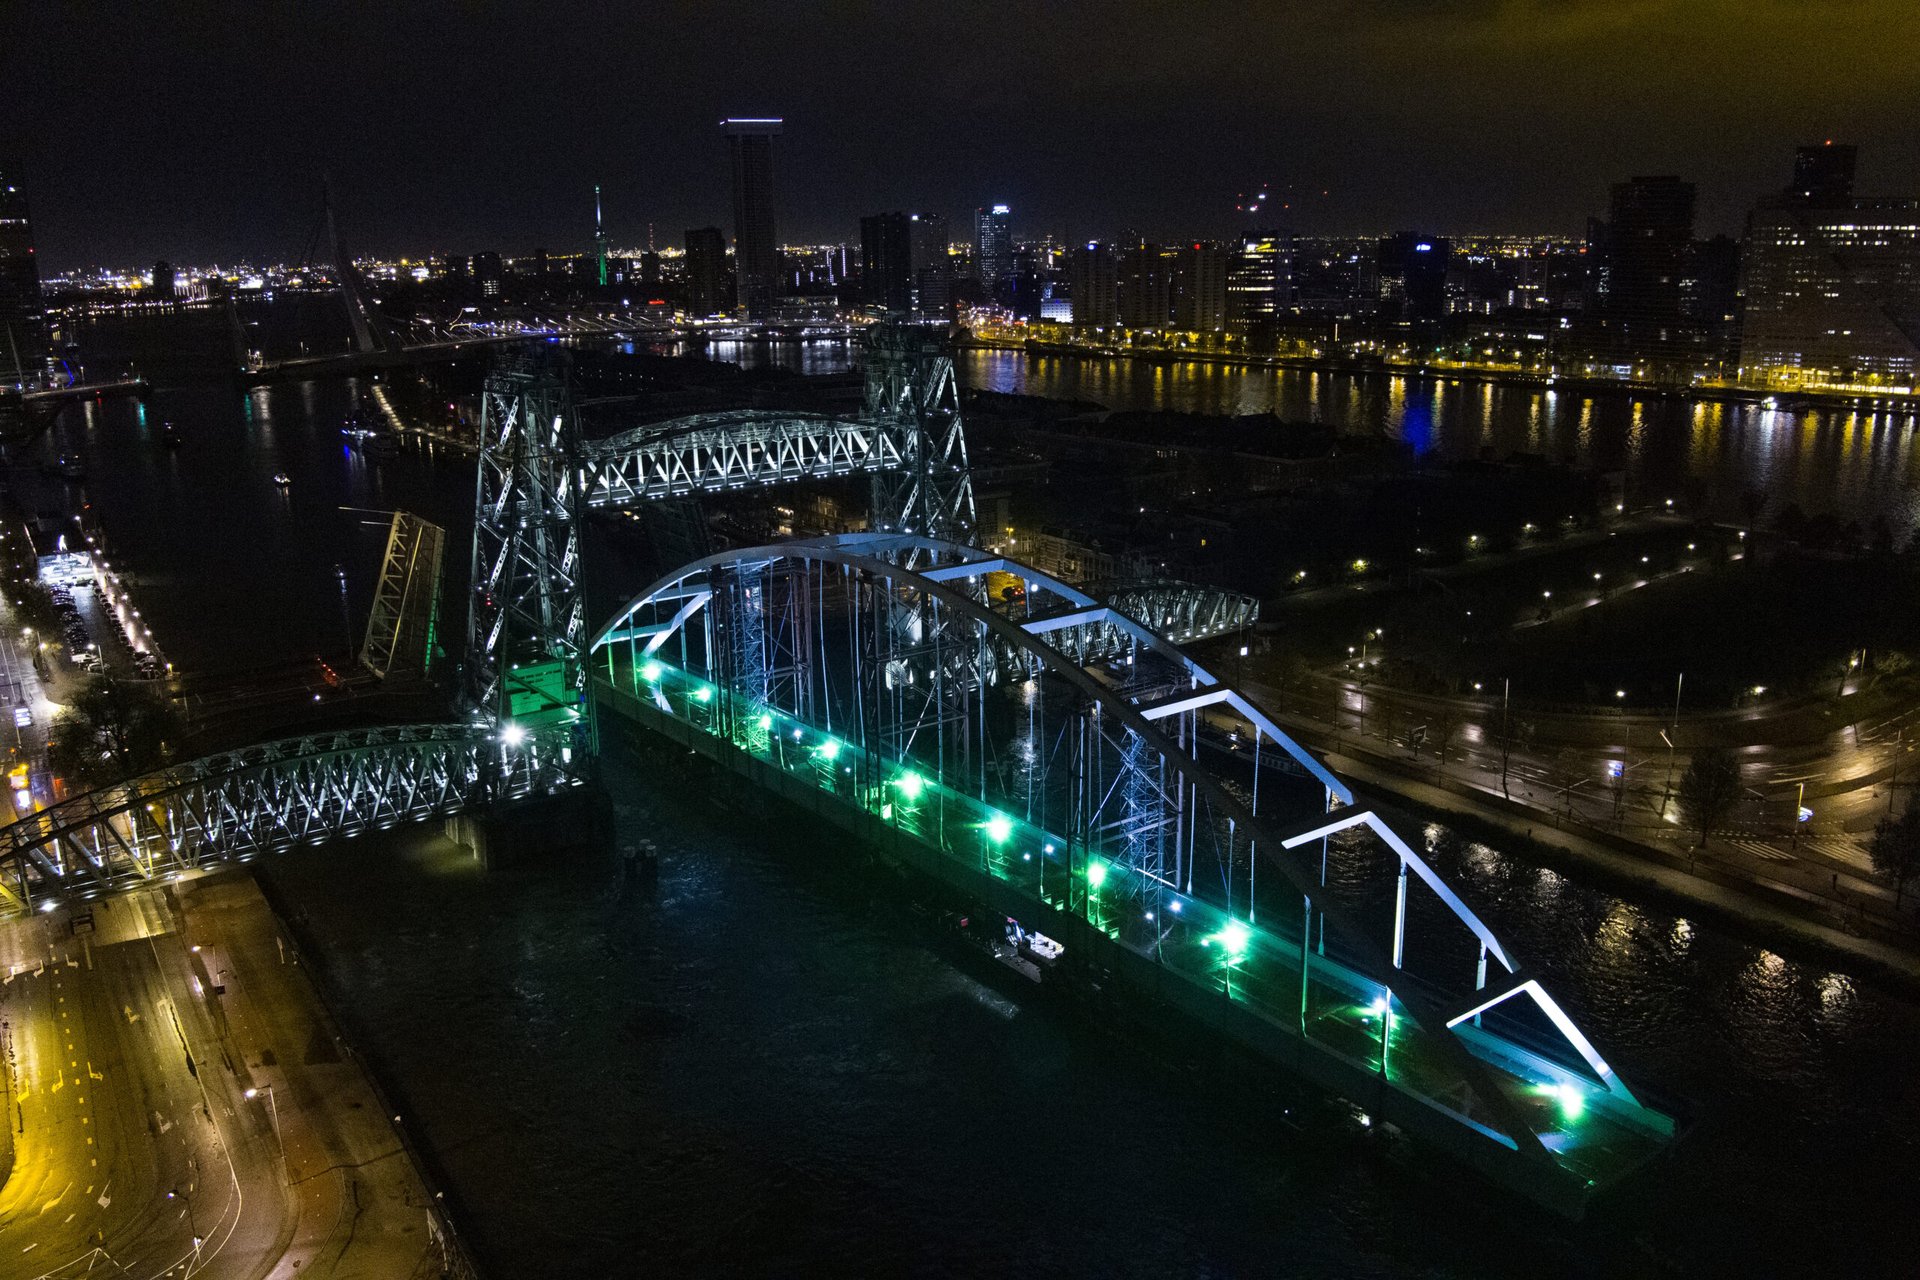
left=340, top=412, right=377, bottom=442
left=271, top=471, right=292, bottom=488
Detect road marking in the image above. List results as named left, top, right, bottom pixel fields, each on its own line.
left=96, top=1184, right=109, bottom=1209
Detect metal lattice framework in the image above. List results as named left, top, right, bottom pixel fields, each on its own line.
left=590, top=533, right=1674, bottom=1215
left=466, top=350, right=587, bottom=722
left=862, top=322, right=975, bottom=541
left=0, top=723, right=584, bottom=909
left=1091, top=579, right=1260, bottom=645
left=582, top=411, right=911, bottom=509
left=360, top=511, right=447, bottom=680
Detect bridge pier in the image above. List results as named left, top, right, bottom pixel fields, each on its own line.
left=444, top=785, right=614, bottom=871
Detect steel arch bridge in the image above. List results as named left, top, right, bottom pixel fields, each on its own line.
left=589, top=532, right=1674, bottom=1215
left=0, top=723, right=585, bottom=911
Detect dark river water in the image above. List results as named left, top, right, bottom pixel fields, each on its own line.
left=15, top=349, right=1920, bottom=1276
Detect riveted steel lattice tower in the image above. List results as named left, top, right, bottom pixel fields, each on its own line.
left=466, top=349, right=586, bottom=725
left=864, top=322, right=975, bottom=541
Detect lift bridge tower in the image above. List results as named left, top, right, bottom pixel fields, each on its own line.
left=465, top=347, right=586, bottom=728
left=863, top=321, right=974, bottom=542
left=463, top=325, right=973, bottom=730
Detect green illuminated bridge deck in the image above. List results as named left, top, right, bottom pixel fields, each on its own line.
left=590, top=533, right=1677, bottom=1217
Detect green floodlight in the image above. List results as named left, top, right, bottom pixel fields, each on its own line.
left=1216, top=920, right=1251, bottom=959
left=1086, top=859, right=1108, bottom=889
left=894, top=771, right=925, bottom=800
left=757, top=713, right=774, bottom=731
left=642, top=661, right=663, bottom=682
left=985, top=813, right=1014, bottom=843
left=816, top=738, right=841, bottom=761
left=693, top=686, right=713, bottom=703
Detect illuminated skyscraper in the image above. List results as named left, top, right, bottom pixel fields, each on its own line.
left=1741, top=145, right=1920, bottom=386
left=1226, top=233, right=1290, bottom=332
left=722, top=118, right=782, bottom=320
left=975, top=204, right=1012, bottom=296
left=0, top=166, right=45, bottom=385
left=909, top=212, right=952, bottom=320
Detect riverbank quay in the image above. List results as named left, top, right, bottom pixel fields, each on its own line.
left=958, top=333, right=1918, bottom=418
left=179, top=869, right=474, bottom=1277
left=1303, top=738, right=1920, bottom=995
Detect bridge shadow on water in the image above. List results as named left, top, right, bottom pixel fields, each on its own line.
left=249, top=730, right=1678, bottom=1278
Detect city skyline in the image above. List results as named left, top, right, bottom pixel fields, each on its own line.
left=6, top=1, right=1919, bottom=269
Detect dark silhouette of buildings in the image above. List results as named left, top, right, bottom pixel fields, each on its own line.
left=722, top=118, right=782, bottom=320
left=151, top=260, right=176, bottom=301
left=0, top=167, right=45, bottom=383
left=909, top=212, right=952, bottom=320
left=1584, top=175, right=1698, bottom=371
left=683, top=226, right=730, bottom=317
left=1069, top=241, right=1117, bottom=326
left=859, top=212, right=913, bottom=312
left=1377, top=234, right=1451, bottom=322
left=1172, top=242, right=1228, bottom=331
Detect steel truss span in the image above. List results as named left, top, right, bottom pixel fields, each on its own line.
left=583, top=411, right=909, bottom=509
left=592, top=533, right=1674, bottom=1214
left=0, top=724, right=584, bottom=909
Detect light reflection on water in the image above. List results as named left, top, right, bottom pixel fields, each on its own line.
left=957, top=350, right=1920, bottom=528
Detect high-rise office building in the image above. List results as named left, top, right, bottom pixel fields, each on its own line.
left=1788, top=142, right=1857, bottom=207
left=860, top=212, right=914, bottom=312
left=152, top=260, right=177, bottom=301
left=722, top=118, right=782, bottom=320
left=0, top=167, right=45, bottom=384
left=909, top=212, right=952, bottom=320
left=1171, top=243, right=1228, bottom=331
left=1116, top=241, right=1172, bottom=329
left=1376, top=234, right=1451, bottom=322
left=683, top=226, right=730, bottom=316
left=1226, top=233, right=1290, bottom=332
left=1740, top=145, right=1920, bottom=385
left=1597, top=176, right=1695, bottom=366
left=1008, top=247, right=1045, bottom=321
left=1069, top=242, right=1118, bottom=327
left=975, top=204, right=1012, bottom=296
left=473, top=252, right=504, bottom=299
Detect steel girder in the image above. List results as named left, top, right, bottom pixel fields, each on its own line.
left=582, top=411, right=908, bottom=509
left=1092, top=579, right=1260, bottom=645
left=589, top=533, right=1674, bottom=1209
left=360, top=511, right=448, bottom=680
left=0, top=723, right=584, bottom=910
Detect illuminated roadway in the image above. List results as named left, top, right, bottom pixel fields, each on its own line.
left=0, top=888, right=279, bottom=1276
left=0, top=878, right=442, bottom=1277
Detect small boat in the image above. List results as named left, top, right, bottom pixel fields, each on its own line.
left=271, top=471, right=292, bottom=487
left=161, top=420, right=182, bottom=448
left=340, top=412, right=378, bottom=442
left=42, top=455, right=86, bottom=481
left=362, top=434, right=401, bottom=458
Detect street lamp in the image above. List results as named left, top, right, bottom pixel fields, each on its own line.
left=245, top=1083, right=283, bottom=1155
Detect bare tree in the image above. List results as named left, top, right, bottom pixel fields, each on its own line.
left=1870, top=799, right=1920, bottom=908
left=1678, top=747, right=1745, bottom=846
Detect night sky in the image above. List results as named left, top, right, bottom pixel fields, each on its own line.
left=6, top=0, right=1917, bottom=268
